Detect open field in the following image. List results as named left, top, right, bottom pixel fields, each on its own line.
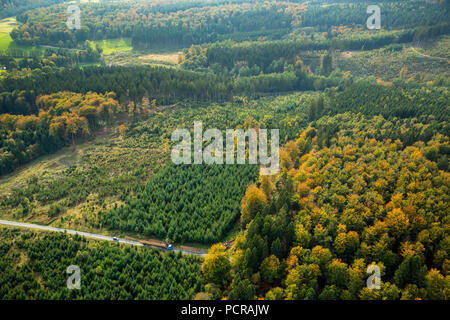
left=104, top=50, right=182, bottom=67
left=0, top=17, right=17, bottom=50
left=0, top=17, right=43, bottom=52
left=99, top=41, right=184, bottom=66
left=335, top=36, right=450, bottom=81
left=0, top=33, right=12, bottom=50
left=138, top=52, right=181, bottom=65
left=94, top=37, right=133, bottom=55
left=0, top=17, right=18, bottom=33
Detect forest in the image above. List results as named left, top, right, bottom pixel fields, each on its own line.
left=0, top=40, right=102, bottom=70
left=200, top=113, right=449, bottom=300
left=0, top=0, right=448, bottom=301
left=0, top=92, right=313, bottom=238
left=0, top=91, right=120, bottom=174
left=0, top=0, right=67, bottom=19
left=11, top=1, right=303, bottom=47
left=0, top=228, right=203, bottom=299
left=10, top=0, right=449, bottom=48
left=0, top=63, right=332, bottom=111
left=182, top=22, right=450, bottom=74
left=102, top=163, right=259, bottom=244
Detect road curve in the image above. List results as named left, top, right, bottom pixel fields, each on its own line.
left=0, top=219, right=207, bottom=257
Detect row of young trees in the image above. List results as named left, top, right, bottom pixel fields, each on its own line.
left=0, top=65, right=327, bottom=110
left=102, top=163, right=259, bottom=244
left=0, top=228, right=203, bottom=299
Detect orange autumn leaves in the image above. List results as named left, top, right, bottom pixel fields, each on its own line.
left=241, top=184, right=268, bottom=225
left=0, top=91, right=122, bottom=174
left=235, top=113, right=449, bottom=299
left=36, top=91, right=120, bottom=143
left=240, top=139, right=300, bottom=226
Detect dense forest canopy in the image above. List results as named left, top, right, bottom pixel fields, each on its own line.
left=0, top=228, right=203, bottom=299
left=200, top=113, right=449, bottom=300
left=12, top=1, right=302, bottom=47
left=0, top=40, right=102, bottom=69
left=10, top=0, right=449, bottom=47
left=181, top=22, right=450, bottom=73
left=0, top=91, right=120, bottom=174
left=0, top=64, right=334, bottom=111
left=0, top=0, right=448, bottom=302
left=0, top=0, right=68, bottom=19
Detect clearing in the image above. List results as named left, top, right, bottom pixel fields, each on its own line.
left=0, top=17, right=17, bottom=50
left=138, top=52, right=181, bottom=65
left=0, top=17, right=43, bottom=52
left=94, top=38, right=133, bottom=55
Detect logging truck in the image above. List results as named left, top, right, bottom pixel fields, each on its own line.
left=125, top=236, right=173, bottom=250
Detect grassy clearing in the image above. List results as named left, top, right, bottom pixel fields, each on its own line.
left=335, top=36, right=450, bottom=81
left=7, top=42, right=44, bottom=53
left=94, top=37, right=133, bottom=55
left=138, top=52, right=181, bottom=65
left=101, top=41, right=184, bottom=67
left=0, top=17, right=44, bottom=52
left=104, top=50, right=181, bottom=68
left=0, top=17, right=17, bottom=50
left=0, top=17, right=18, bottom=33
left=0, top=33, right=12, bottom=50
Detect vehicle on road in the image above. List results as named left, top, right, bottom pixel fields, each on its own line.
left=113, top=237, right=119, bottom=242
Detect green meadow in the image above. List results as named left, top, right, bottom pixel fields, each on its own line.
left=94, top=38, right=133, bottom=55
left=0, top=17, right=43, bottom=52
left=0, top=17, right=16, bottom=50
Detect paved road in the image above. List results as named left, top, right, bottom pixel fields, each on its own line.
left=0, top=219, right=206, bottom=257
left=41, top=45, right=82, bottom=52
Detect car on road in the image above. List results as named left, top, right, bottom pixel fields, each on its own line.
left=113, top=237, right=119, bottom=242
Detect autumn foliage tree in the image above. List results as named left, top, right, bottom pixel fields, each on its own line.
left=240, top=184, right=268, bottom=225
left=201, top=244, right=230, bottom=287
left=209, top=113, right=449, bottom=300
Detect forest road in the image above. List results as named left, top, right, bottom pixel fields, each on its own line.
left=0, top=219, right=207, bottom=257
